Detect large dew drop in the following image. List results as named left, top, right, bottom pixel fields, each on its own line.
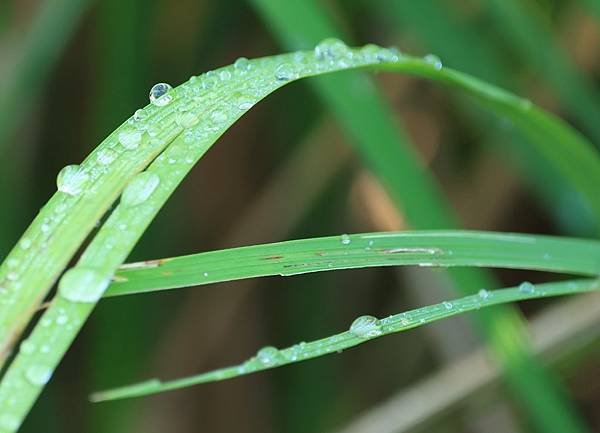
left=314, top=38, right=350, bottom=61
left=56, top=165, right=89, bottom=196
left=58, top=267, right=109, bottom=303
left=234, top=57, right=251, bottom=72
left=149, top=82, right=173, bottom=107
left=349, top=315, right=382, bottom=338
left=424, top=54, right=443, bottom=71
left=256, top=346, right=280, bottom=366
left=121, top=172, right=160, bottom=207
left=519, top=281, right=535, bottom=294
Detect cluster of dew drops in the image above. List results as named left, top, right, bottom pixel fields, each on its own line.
left=0, top=41, right=448, bottom=415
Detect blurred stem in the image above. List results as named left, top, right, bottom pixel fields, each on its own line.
left=0, top=0, right=91, bottom=154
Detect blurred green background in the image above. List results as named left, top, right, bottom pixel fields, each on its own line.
left=1, top=0, right=600, bottom=432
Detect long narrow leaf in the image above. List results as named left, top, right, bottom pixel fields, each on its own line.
left=91, top=278, right=600, bottom=401
left=106, top=231, right=600, bottom=297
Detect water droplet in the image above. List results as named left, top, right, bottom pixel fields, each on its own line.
left=210, top=110, right=227, bottom=123
left=149, top=82, right=173, bottom=106
left=58, top=267, right=109, bottom=303
left=96, top=148, right=118, bottom=165
left=256, top=346, right=280, bottom=366
left=56, top=314, right=68, bottom=325
left=234, top=57, right=251, bottom=72
left=56, top=165, right=89, bottom=196
left=519, top=281, right=535, bottom=294
left=133, top=109, right=146, bottom=121
left=201, top=71, right=218, bottom=89
left=0, top=414, right=20, bottom=430
left=424, top=54, right=442, bottom=70
left=176, top=111, right=199, bottom=128
left=238, top=101, right=254, bottom=110
left=443, top=301, right=453, bottom=310
left=219, top=70, right=231, bottom=81
left=340, top=234, right=351, bottom=245
left=288, top=342, right=306, bottom=361
left=19, top=238, right=31, bottom=250
left=118, top=129, right=142, bottom=150
left=349, top=315, right=382, bottom=338
left=25, top=364, right=53, bottom=385
left=478, top=289, right=489, bottom=299
left=19, top=340, right=36, bottom=355
left=121, top=172, right=160, bottom=207
left=203, top=272, right=208, bottom=277
left=363, top=45, right=400, bottom=63
left=274, top=63, right=296, bottom=81
left=315, top=38, right=350, bottom=61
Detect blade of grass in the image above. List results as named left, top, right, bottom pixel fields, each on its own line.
left=378, top=0, right=596, bottom=235
left=106, top=230, right=600, bottom=297
left=485, top=0, right=600, bottom=145
left=1, top=47, right=598, bottom=431
left=90, top=278, right=600, bottom=401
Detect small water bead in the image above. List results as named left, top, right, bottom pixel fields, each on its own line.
left=340, top=234, right=351, bottom=245
left=256, top=346, right=280, bottom=366
left=121, top=172, right=160, bottom=207
left=56, top=165, right=89, bottom=196
left=58, top=267, right=110, bottom=303
left=519, top=281, right=535, bottom=294
left=219, top=70, right=232, bottom=81
left=118, top=129, right=142, bottom=150
left=24, top=364, right=53, bottom=385
left=274, top=63, right=297, bottom=81
left=19, top=340, right=36, bottom=355
left=238, top=101, right=254, bottom=110
left=201, top=71, right=218, bottom=89
left=234, top=57, right=251, bottom=72
left=349, top=315, right=383, bottom=338
left=19, top=238, right=32, bottom=250
left=288, top=342, right=307, bottom=361
left=478, top=289, right=490, bottom=300
left=424, top=54, right=443, bottom=70
left=443, top=301, right=453, bottom=310
left=96, top=148, right=118, bottom=165
left=314, top=38, right=350, bottom=61
left=210, top=110, right=227, bottom=124
left=56, top=314, right=68, bottom=325
left=133, top=109, right=146, bottom=122
left=367, top=46, right=400, bottom=63
left=147, top=124, right=161, bottom=138
left=149, top=82, right=173, bottom=106
left=176, top=111, right=199, bottom=128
